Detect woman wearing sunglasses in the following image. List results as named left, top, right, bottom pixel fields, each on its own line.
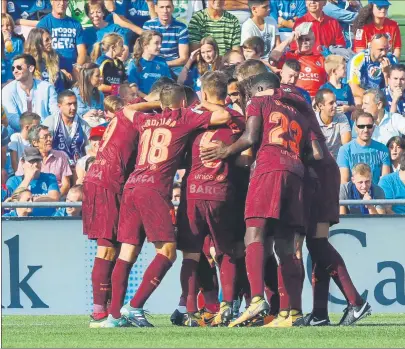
left=352, top=0, right=401, bottom=60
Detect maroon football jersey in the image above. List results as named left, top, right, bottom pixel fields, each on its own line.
left=245, top=93, right=311, bottom=179
left=84, top=109, right=138, bottom=193
left=186, top=108, right=245, bottom=201
left=125, top=107, right=212, bottom=198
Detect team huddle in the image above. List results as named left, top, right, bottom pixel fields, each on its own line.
left=82, top=59, right=371, bottom=329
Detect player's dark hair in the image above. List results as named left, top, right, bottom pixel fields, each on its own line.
left=242, top=36, right=265, bottom=56
left=12, top=53, right=36, bottom=71
left=228, top=77, right=238, bottom=85
left=150, top=76, right=175, bottom=95
left=284, top=59, right=301, bottom=73
left=183, top=85, right=199, bottom=107
left=249, top=72, right=280, bottom=95
left=235, top=59, right=268, bottom=81
left=400, top=152, right=405, bottom=171
left=160, top=84, right=186, bottom=108
left=314, top=88, right=335, bottom=108
left=248, top=0, right=267, bottom=10
left=200, top=71, right=228, bottom=101
left=57, top=90, right=77, bottom=104
left=19, top=111, right=41, bottom=127
left=221, top=64, right=237, bottom=81
left=173, top=182, right=181, bottom=190
left=388, top=64, right=405, bottom=78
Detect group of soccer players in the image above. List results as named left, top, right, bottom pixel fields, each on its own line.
left=82, top=59, right=371, bottom=329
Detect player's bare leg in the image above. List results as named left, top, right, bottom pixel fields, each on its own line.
left=89, top=240, right=118, bottom=327
left=101, top=243, right=142, bottom=328
left=121, top=242, right=177, bottom=327
left=304, top=223, right=371, bottom=326
left=229, top=223, right=270, bottom=328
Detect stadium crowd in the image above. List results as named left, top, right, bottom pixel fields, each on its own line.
left=1, top=0, right=405, bottom=329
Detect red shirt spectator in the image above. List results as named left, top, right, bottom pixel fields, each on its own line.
left=292, top=1, right=346, bottom=54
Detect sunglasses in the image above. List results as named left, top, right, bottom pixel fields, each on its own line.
left=228, top=92, right=239, bottom=97
left=11, top=64, right=24, bottom=72
left=356, top=124, right=374, bottom=130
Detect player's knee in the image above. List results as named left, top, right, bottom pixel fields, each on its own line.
left=295, top=234, right=304, bottom=260
left=274, top=237, right=295, bottom=260
left=182, top=252, right=200, bottom=262
left=118, top=243, right=140, bottom=263
left=96, top=246, right=117, bottom=261
left=155, top=242, right=177, bottom=263
left=244, top=227, right=264, bottom=246
left=315, top=223, right=329, bottom=238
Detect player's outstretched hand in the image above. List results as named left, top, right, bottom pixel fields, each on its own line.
left=200, top=141, right=229, bottom=161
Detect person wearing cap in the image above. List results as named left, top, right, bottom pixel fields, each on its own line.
left=76, top=125, right=106, bottom=185
left=352, top=0, right=401, bottom=60
left=6, top=146, right=60, bottom=216
left=291, top=0, right=346, bottom=54
left=14, top=124, right=73, bottom=197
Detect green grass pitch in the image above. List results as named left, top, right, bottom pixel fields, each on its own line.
left=2, top=314, right=405, bottom=348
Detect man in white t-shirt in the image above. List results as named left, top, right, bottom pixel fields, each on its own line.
left=241, top=0, right=281, bottom=60
left=8, top=111, right=41, bottom=173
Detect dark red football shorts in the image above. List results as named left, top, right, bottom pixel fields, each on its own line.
left=118, top=186, right=176, bottom=245
left=82, top=182, right=121, bottom=241
left=177, top=198, right=235, bottom=256
left=245, top=171, right=304, bottom=228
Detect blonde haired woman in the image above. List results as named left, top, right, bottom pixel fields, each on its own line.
left=3, top=187, right=33, bottom=217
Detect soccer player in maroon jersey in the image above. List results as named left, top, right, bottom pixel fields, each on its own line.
left=100, top=82, right=232, bottom=328
left=175, top=71, right=246, bottom=327
left=201, top=72, right=321, bottom=328
left=83, top=97, right=163, bottom=328
left=278, top=90, right=372, bottom=327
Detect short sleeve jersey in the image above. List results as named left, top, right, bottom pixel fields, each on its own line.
left=114, top=0, right=151, bottom=28
left=84, top=110, right=138, bottom=193
left=245, top=94, right=311, bottom=179
left=96, top=55, right=126, bottom=87
left=125, top=107, right=212, bottom=197
left=186, top=108, right=245, bottom=201
left=354, top=18, right=402, bottom=51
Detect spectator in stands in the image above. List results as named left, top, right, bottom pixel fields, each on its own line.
left=387, top=136, right=405, bottom=173
left=221, top=49, right=245, bottom=67
left=241, top=0, right=280, bottom=61
left=292, top=0, right=346, bottom=54
left=2, top=14, right=24, bottom=61
left=143, top=0, right=189, bottom=76
left=352, top=0, right=401, bottom=60
left=53, top=184, right=83, bottom=217
left=8, top=111, right=41, bottom=173
left=2, top=53, right=59, bottom=132
left=178, top=36, right=221, bottom=93
left=188, top=0, right=241, bottom=55
left=227, top=77, right=242, bottom=113
left=66, top=0, right=92, bottom=28
left=172, top=181, right=181, bottom=213
left=119, top=83, right=139, bottom=104
left=6, top=146, right=60, bottom=216
left=1, top=32, right=14, bottom=85
left=339, top=162, right=386, bottom=215
left=321, top=54, right=356, bottom=125
left=337, top=111, right=391, bottom=185
left=1, top=108, right=9, bottom=180
left=171, top=0, right=203, bottom=24
left=24, top=28, right=70, bottom=93
left=271, top=30, right=327, bottom=98
left=323, top=0, right=360, bottom=48
left=362, top=88, right=405, bottom=144
left=384, top=64, right=405, bottom=115
left=2, top=187, right=33, bottom=217
left=242, top=36, right=265, bottom=61
left=270, top=0, right=307, bottom=42
left=37, top=0, right=86, bottom=74
left=128, top=30, right=172, bottom=96
left=83, top=0, right=129, bottom=61
left=71, top=63, right=105, bottom=124
left=43, top=90, right=91, bottom=166
left=315, top=88, right=352, bottom=159
left=76, top=125, right=105, bottom=185
left=103, top=95, right=125, bottom=123
left=279, top=59, right=312, bottom=104
left=347, top=33, right=397, bottom=105
left=92, top=33, right=126, bottom=96
left=379, top=152, right=405, bottom=214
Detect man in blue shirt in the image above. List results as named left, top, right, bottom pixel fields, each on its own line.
left=6, top=147, right=60, bottom=216
left=378, top=152, right=405, bottom=214
left=4, top=0, right=51, bottom=22
left=143, top=0, right=189, bottom=75
left=384, top=64, right=405, bottom=116
left=37, top=0, right=86, bottom=73
left=269, top=0, right=307, bottom=41
left=337, top=111, right=391, bottom=185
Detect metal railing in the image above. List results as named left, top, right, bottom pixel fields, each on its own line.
left=2, top=200, right=405, bottom=209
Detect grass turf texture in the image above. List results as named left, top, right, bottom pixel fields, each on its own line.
left=2, top=314, right=405, bottom=348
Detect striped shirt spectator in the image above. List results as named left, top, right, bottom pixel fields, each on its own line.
left=188, top=5, right=241, bottom=56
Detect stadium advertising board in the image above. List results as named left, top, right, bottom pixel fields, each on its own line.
left=2, top=217, right=405, bottom=315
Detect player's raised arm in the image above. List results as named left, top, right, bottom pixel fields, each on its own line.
left=200, top=101, right=231, bottom=125
left=123, top=102, right=160, bottom=122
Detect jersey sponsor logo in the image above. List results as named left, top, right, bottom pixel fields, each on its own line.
left=21, top=11, right=29, bottom=19
left=356, top=29, right=363, bottom=40
left=87, top=169, right=103, bottom=180
left=367, top=65, right=382, bottom=79
left=189, top=184, right=226, bottom=195
left=106, top=76, right=121, bottom=85
left=143, top=72, right=164, bottom=79
left=193, top=173, right=225, bottom=181
left=128, top=174, right=155, bottom=184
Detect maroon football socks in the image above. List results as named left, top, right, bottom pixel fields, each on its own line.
left=109, top=259, right=133, bottom=319
left=92, top=257, right=115, bottom=314
left=219, top=254, right=236, bottom=303
left=245, top=242, right=265, bottom=298
left=180, top=259, right=199, bottom=313
left=130, top=253, right=173, bottom=309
